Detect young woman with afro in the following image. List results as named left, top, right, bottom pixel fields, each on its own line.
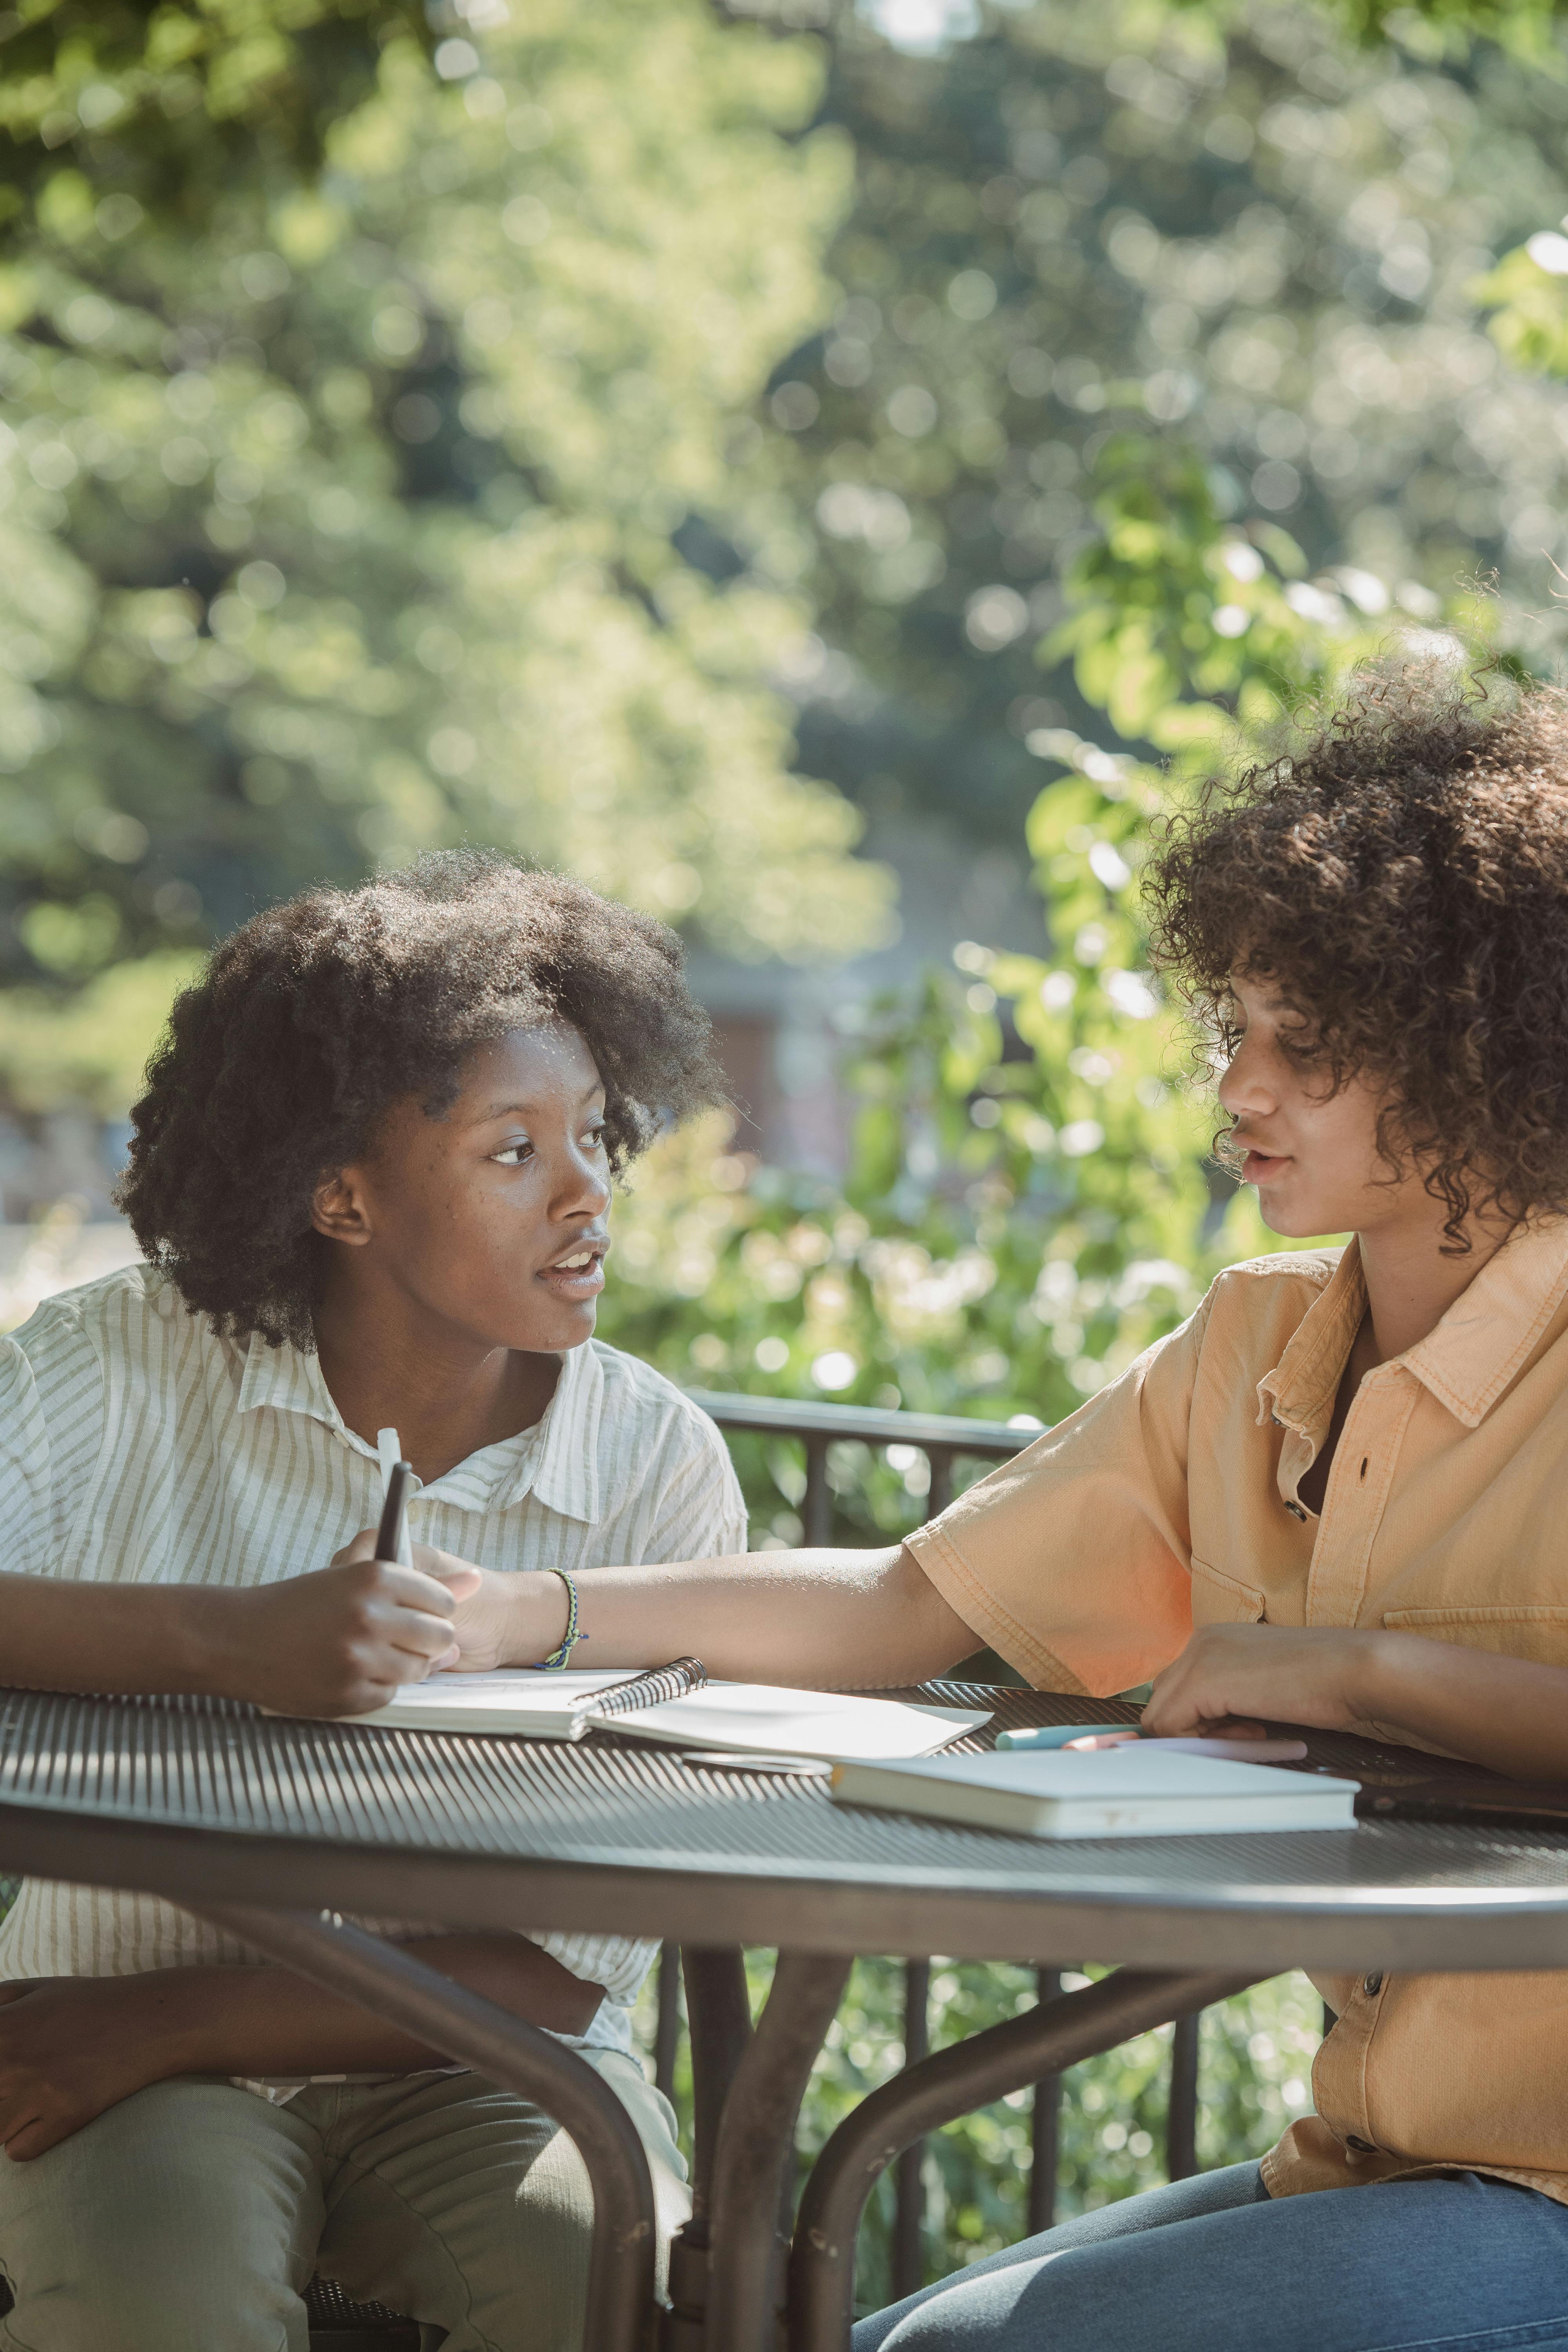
left=0, top=854, right=742, bottom=2351
left=427, top=676, right=1568, bottom=2352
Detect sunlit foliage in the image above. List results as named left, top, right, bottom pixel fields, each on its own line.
left=754, top=0, right=1568, bottom=873
left=4, top=0, right=1564, bottom=2305
left=0, top=1, right=423, bottom=235
left=0, top=0, right=893, bottom=1101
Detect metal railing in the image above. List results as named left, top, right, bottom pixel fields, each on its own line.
left=682, top=1387, right=1031, bottom=1539
left=673, top=1390, right=1209, bottom=2299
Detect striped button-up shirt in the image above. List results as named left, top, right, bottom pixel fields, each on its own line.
left=0, top=1263, right=747, bottom=2064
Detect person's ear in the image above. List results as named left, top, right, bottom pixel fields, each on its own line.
left=310, top=1167, right=373, bottom=1248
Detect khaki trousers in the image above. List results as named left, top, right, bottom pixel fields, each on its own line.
left=0, top=2051, right=688, bottom=2352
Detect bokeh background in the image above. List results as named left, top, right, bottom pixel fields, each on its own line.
left=4, top=0, right=1568, bottom=2309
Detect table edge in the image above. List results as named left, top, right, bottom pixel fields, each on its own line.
left=5, top=1793, right=1568, bottom=1975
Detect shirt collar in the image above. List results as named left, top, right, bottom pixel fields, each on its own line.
left=235, top=1330, right=369, bottom=1447
left=1256, top=1244, right=1366, bottom=1439
left=514, top=1338, right=604, bottom=1523
left=235, top=1329, right=606, bottom=1521
left=1400, top=1218, right=1568, bottom=1428
left=1258, top=1219, right=1568, bottom=1436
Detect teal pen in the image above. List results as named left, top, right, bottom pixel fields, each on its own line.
left=995, top=1723, right=1137, bottom=1751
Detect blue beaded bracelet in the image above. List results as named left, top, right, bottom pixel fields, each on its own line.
left=535, top=1567, right=583, bottom=1671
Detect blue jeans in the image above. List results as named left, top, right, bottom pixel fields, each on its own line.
left=853, top=2163, right=1568, bottom=2352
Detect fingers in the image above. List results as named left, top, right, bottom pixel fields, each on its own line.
left=0, top=2083, right=46, bottom=2160
left=334, top=1557, right=461, bottom=1627
left=329, top=1543, right=479, bottom=1609
left=381, top=1604, right=463, bottom=1668
left=376, top=1561, right=461, bottom=1620
left=432, top=1566, right=483, bottom=1600
left=410, top=1540, right=484, bottom=1590
left=1142, top=1673, right=1208, bottom=1737
left=2, top=2109, right=74, bottom=2162
left=281, top=1550, right=485, bottom=1711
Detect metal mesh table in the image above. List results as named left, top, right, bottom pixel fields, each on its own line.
left=3, top=1681, right=1566, bottom=2351
left=5, top=1682, right=1567, bottom=1971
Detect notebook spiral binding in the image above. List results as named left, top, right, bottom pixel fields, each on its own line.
left=586, top=1657, right=708, bottom=1724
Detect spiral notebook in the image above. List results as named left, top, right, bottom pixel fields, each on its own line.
left=343, top=1661, right=705, bottom=1739
left=341, top=1662, right=989, bottom=1758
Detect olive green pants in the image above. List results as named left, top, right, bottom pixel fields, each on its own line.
left=0, top=2052, right=688, bottom=2352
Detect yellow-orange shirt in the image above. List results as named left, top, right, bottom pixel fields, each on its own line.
left=906, top=1220, right=1568, bottom=2202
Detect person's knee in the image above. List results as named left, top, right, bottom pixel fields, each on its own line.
left=0, top=2080, right=316, bottom=2352
left=5, top=2258, right=297, bottom=2352
left=483, top=2087, right=689, bottom=2349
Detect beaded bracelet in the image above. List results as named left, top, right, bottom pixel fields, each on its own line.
left=534, top=1567, right=584, bottom=1671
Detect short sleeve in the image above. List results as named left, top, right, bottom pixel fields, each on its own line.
left=904, top=1298, right=1212, bottom=1696
left=0, top=1303, right=104, bottom=1581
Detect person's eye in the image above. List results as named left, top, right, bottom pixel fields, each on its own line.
left=490, top=1139, right=534, bottom=1168
left=584, top=1121, right=607, bottom=1152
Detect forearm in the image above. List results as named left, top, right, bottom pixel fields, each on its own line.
left=495, top=1543, right=978, bottom=1686
left=2, top=1555, right=468, bottom=1719
left=1358, top=1633, right=1568, bottom=1780
left=0, top=1573, right=240, bottom=1699
left=125, top=1936, right=602, bottom=2076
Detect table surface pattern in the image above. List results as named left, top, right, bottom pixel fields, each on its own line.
left=4, top=1683, right=1568, bottom=1934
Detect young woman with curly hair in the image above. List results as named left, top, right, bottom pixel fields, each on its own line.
left=0, top=853, right=740, bottom=2352
left=425, top=677, right=1568, bottom=2352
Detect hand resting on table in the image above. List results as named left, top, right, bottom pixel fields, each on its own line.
left=1143, top=1620, right=1568, bottom=1784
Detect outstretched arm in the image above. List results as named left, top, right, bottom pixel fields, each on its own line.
left=380, top=1534, right=983, bottom=1691
left=1143, top=1622, right=1568, bottom=1782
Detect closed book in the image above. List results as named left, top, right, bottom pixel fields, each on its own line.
left=829, top=1747, right=1360, bottom=1838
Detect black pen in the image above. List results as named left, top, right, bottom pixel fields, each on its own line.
left=376, top=1459, right=414, bottom=1565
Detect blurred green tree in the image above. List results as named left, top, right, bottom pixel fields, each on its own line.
left=601, top=0, right=1566, bottom=2297
left=743, top=0, right=1568, bottom=866
left=0, top=0, right=424, bottom=236
left=0, top=0, right=893, bottom=1107
left=4, top=0, right=1564, bottom=2306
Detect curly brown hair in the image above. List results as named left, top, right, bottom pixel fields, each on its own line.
left=116, top=852, right=728, bottom=1348
left=1145, top=671, right=1568, bottom=1247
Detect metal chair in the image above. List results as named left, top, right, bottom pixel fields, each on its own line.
left=305, top=2273, right=420, bottom=2348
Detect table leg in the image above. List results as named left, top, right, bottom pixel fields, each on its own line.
left=787, top=1965, right=1256, bottom=2352
left=197, top=1904, right=659, bottom=2352
left=704, top=1950, right=853, bottom=2352
left=683, top=1944, right=755, bottom=2223
left=666, top=1945, right=757, bottom=2349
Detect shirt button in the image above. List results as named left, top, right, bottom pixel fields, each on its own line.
left=1345, top=2134, right=1376, bottom=2154
left=1363, top=1971, right=1383, bottom=1997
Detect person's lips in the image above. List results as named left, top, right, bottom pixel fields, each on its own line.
left=1234, top=1138, right=1290, bottom=1184
left=536, top=1235, right=609, bottom=1298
